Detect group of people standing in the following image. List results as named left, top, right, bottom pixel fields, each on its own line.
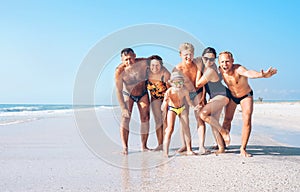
left=114, top=43, right=277, bottom=157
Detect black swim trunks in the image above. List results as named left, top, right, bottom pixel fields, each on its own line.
left=189, top=87, right=203, bottom=101
left=229, top=90, right=253, bottom=104
left=122, top=89, right=148, bottom=103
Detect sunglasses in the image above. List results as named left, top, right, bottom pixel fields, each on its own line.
left=172, top=81, right=184, bottom=85
left=203, top=57, right=216, bottom=62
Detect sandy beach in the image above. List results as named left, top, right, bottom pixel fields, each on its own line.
left=1, top=102, right=300, bottom=191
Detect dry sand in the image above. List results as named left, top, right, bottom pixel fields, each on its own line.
left=0, top=102, right=300, bottom=191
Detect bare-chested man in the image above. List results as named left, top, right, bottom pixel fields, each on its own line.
left=218, top=51, right=277, bottom=157
left=173, top=43, right=206, bottom=154
left=115, top=48, right=150, bottom=155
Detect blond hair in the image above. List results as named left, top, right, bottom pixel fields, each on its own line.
left=218, top=51, right=233, bottom=60
left=179, top=43, right=194, bottom=54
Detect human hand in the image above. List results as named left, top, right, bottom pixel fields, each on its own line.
left=261, top=67, right=277, bottom=78
left=122, top=109, right=131, bottom=118
left=193, top=104, right=202, bottom=112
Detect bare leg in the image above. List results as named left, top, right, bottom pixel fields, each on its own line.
left=120, top=118, right=129, bottom=155
left=200, top=96, right=229, bottom=152
left=120, top=98, right=134, bottom=155
left=163, top=111, right=176, bottom=157
left=211, top=111, right=226, bottom=154
left=196, top=111, right=207, bottom=154
left=138, top=95, right=150, bottom=151
left=194, top=93, right=207, bottom=154
left=179, top=111, right=195, bottom=155
left=151, top=100, right=164, bottom=151
left=176, top=104, right=189, bottom=153
left=222, top=99, right=237, bottom=133
left=240, top=97, right=253, bottom=157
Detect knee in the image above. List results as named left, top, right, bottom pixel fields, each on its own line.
left=165, top=126, right=174, bottom=136
left=200, top=110, right=209, bottom=122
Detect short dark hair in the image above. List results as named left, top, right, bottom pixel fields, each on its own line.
left=121, top=48, right=134, bottom=56
left=147, top=55, right=163, bottom=66
left=202, top=47, right=217, bottom=58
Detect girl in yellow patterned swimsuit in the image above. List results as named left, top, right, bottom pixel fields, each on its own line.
left=146, top=55, right=171, bottom=150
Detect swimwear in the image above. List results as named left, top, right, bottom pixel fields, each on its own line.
left=229, top=90, right=253, bottom=104
left=168, top=105, right=186, bottom=115
left=146, top=75, right=168, bottom=100
left=189, top=87, right=203, bottom=101
left=205, top=79, right=230, bottom=99
left=122, top=89, right=148, bottom=103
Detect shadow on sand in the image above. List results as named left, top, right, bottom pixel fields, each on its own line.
left=225, top=145, right=300, bottom=156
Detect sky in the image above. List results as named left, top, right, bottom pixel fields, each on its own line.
left=0, top=0, right=299, bottom=104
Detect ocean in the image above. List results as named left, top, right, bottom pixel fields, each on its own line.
left=1, top=102, right=300, bottom=147
left=0, top=104, right=101, bottom=126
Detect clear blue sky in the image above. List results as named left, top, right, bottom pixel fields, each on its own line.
left=1, top=0, right=299, bottom=104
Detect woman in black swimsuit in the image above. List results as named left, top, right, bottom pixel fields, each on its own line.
left=195, top=47, right=230, bottom=154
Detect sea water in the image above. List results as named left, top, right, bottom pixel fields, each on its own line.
left=0, top=104, right=102, bottom=125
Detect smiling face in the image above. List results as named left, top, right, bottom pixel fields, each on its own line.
left=218, top=53, right=234, bottom=73
left=180, top=49, right=194, bottom=65
left=150, top=59, right=162, bottom=74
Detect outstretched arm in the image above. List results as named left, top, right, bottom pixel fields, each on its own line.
left=237, top=66, right=277, bottom=79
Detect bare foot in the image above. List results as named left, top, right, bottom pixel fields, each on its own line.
left=240, top=149, right=252, bottom=157
left=154, top=145, right=163, bottom=151
left=211, top=145, right=228, bottom=150
left=141, top=147, right=151, bottom=152
left=163, top=150, right=169, bottom=158
left=214, top=148, right=225, bottom=155
left=199, top=147, right=210, bottom=155
left=176, top=146, right=187, bottom=153
left=221, top=131, right=231, bottom=147
left=122, top=148, right=128, bottom=155
left=186, top=150, right=196, bottom=156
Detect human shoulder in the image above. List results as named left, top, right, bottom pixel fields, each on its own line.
left=162, top=67, right=171, bottom=77
left=194, top=57, right=204, bottom=70
left=233, top=64, right=243, bottom=70
left=135, top=57, right=148, bottom=64
left=234, top=64, right=248, bottom=74
left=115, top=63, right=126, bottom=75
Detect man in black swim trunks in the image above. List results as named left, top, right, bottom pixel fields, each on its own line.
left=115, top=48, right=150, bottom=155
left=218, top=51, right=277, bottom=157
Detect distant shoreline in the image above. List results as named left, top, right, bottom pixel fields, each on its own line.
left=254, top=100, right=300, bottom=104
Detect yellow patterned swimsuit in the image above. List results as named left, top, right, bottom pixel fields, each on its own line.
left=146, top=76, right=168, bottom=100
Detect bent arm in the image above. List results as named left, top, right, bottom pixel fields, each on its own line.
left=195, top=69, right=212, bottom=88
left=161, top=91, right=169, bottom=111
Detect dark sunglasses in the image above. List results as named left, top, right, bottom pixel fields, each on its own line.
left=203, top=57, right=216, bottom=62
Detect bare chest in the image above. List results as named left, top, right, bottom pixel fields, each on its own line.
left=123, top=68, right=146, bottom=85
